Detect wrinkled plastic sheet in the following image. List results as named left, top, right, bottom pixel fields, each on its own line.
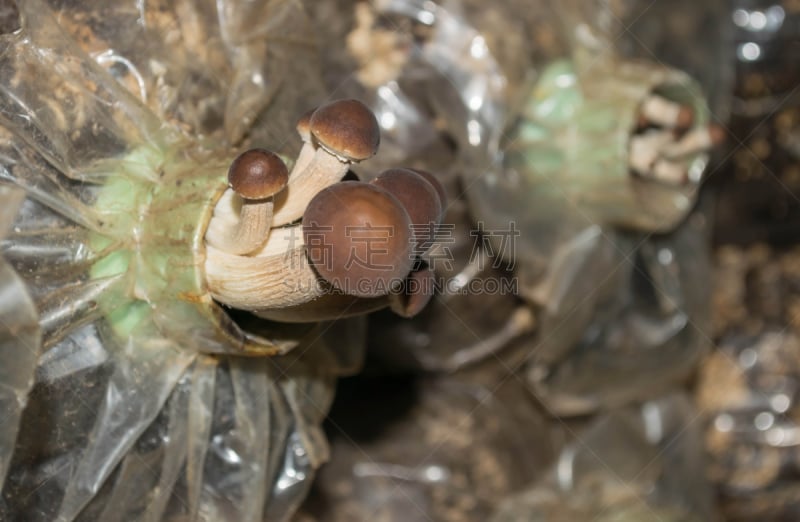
left=325, top=0, right=718, bottom=382
left=296, top=372, right=553, bottom=522
left=492, top=393, right=714, bottom=521
left=322, top=0, right=718, bottom=262
left=366, top=198, right=534, bottom=373
left=0, top=184, right=41, bottom=493
left=525, top=211, right=712, bottom=416
left=0, top=1, right=359, bottom=520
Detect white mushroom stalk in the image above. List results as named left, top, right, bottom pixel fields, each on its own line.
left=205, top=224, right=327, bottom=310
left=630, top=93, right=725, bottom=186
left=629, top=130, right=674, bottom=176
left=288, top=107, right=317, bottom=178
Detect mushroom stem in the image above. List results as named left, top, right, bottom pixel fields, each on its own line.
left=650, top=159, right=686, bottom=185
left=290, top=141, right=317, bottom=181
left=629, top=130, right=673, bottom=176
left=289, top=108, right=317, bottom=178
left=252, top=264, right=436, bottom=323
left=271, top=99, right=380, bottom=226
left=271, top=149, right=350, bottom=226
left=206, top=193, right=275, bottom=255
left=639, top=95, right=694, bottom=129
left=662, top=125, right=725, bottom=159
left=205, top=224, right=327, bottom=310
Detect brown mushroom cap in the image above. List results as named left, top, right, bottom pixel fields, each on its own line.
left=228, top=149, right=289, bottom=200
left=302, top=181, right=414, bottom=298
left=371, top=168, right=442, bottom=249
left=407, top=168, right=447, bottom=214
left=310, top=99, right=380, bottom=162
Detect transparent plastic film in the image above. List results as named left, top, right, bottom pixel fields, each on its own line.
left=0, top=1, right=358, bottom=521
left=0, top=185, right=41, bottom=491
left=492, top=394, right=713, bottom=522
left=367, top=198, right=533, bottom=373
left=2, top=322, right=350, bottom=522
left=319, top=0, right=513, bottom=180
left=610, top=0, right=734, bottom=120
left=0, top=0, right=167, bottom=180
left=30, top=0, right=320, bottom=148
left=330, top=0, right=718, bottom=286
left=296, top=374, right=552, bottom=522
left=526, top=211, right=711, bottom=416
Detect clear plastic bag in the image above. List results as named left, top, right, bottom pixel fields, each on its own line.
left=0, top=1, right=362, bottom=520
left=314, top=0, right=720, bottom=379
left=526, top=211, right=712, bottom=416
left=0, top=185, right=41, bottom=493
left=309, top=0, right=529, bottom=177
left=472, top=1, right=720, bottom=283
left=295, top=370, right=553, bottom=522
left=492, top=393, right=715, bottom=521
left=323, top=0, right=720, bottom=281
left=366, top=197, right=534, bottom=373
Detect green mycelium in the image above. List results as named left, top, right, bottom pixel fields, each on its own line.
left=88, top=141, right=295, bottom=356
left=506, top=58, right=709, bottom=232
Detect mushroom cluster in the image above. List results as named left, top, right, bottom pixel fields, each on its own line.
left=204, top=99, right=446, bottom=322
left=629, top=93, right=725, bottom=185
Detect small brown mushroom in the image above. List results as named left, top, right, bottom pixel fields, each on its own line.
left=371, top=168, right=443, bottom=253
left=206, top=149, right=288, bottom=255
left=272, top=99, right=380, bottom=226
left=302, top=181, right=414, bottom=298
